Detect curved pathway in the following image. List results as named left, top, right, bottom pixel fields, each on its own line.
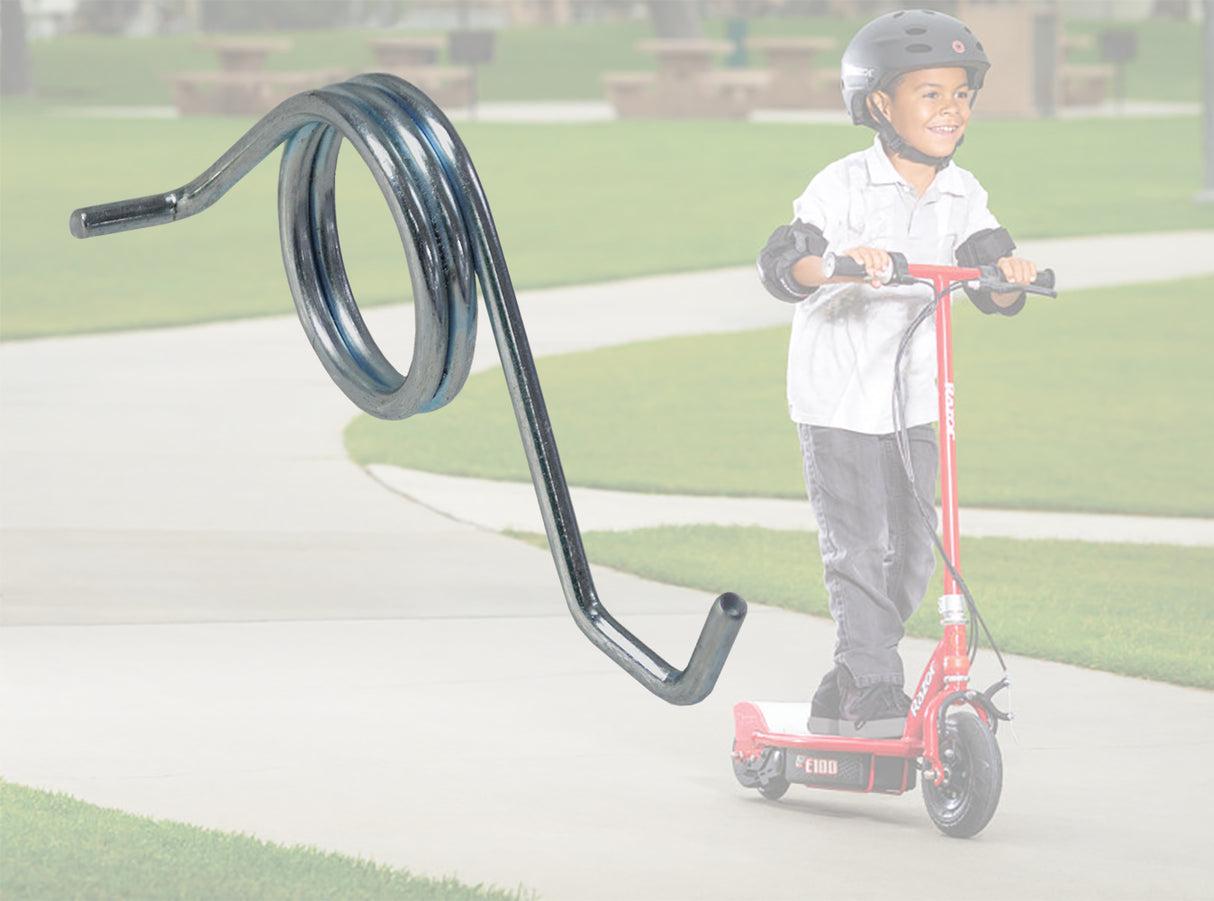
left=2, top=231, right=1213, bottom=899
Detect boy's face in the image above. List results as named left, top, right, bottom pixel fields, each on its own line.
left=871, top=67, right=973, bottom=160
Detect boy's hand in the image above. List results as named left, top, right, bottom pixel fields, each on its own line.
left=992, top=256, right=1038, bottom=308
left=843, top=246, right=892, bottom=287
left=996, top=256, right=1038, bottom=285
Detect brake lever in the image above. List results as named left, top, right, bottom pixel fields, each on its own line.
left=974, top=266, right=1057, bottom=299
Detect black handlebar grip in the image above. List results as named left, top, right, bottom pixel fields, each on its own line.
left=1034, top=269, right=1055, bottom=290
left=822, top=252, right=869, bottom=280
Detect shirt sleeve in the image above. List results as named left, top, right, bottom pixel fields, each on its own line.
left=792, top=165, right=846, bottom=247
left=958, top=180, right=1002, bottom=245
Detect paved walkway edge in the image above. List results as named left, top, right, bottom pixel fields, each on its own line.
left=367, top=465, right=1214, bottom=547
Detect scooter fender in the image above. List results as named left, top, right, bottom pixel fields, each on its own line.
left=921, top=689, right=997, bottom=786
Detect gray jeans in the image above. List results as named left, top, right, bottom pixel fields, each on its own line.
left=797, top=423, right=938, bottom=688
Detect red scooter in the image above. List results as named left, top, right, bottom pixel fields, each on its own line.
left=732, top=252, right=1056, bottom=838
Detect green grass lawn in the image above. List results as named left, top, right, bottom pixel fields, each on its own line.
left=0, top=781, right=529, bottom=901
left=513, top=525, right=1214, bottom=689
left=3, top=105, right=1211, bottom=340
left=347, top=277, right=1214, bottom=518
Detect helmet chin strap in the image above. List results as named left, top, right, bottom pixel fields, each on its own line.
left=870, top=104, right=961, bottom=170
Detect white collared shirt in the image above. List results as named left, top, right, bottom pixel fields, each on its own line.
left=787, top=136, right=1002, bottom=434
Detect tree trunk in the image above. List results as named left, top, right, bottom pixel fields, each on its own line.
left=1, top=0, right=34, bottom=97
left=648, top=0, right=702, bottom=39
left=1151, top=0, right=1191, bottom=18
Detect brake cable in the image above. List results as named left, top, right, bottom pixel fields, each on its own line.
left=890, top=278, right=1008, bottom=671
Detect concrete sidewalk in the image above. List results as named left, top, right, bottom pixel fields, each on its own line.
left=2, top=230, right=1213, bottom=899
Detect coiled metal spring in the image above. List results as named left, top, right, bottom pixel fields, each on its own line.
left=70, top=73, right=746, bottom=705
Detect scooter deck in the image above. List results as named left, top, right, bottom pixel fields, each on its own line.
left=733, top=701, right=921, bottom=795
left=735, top=701, right=923, bottom=755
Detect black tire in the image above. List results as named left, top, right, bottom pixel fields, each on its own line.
left=922, top=713, right=1002, bottom=838
left=758, top=775, right=789, bottom=801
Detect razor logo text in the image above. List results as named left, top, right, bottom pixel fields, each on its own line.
left=944, top=382, right=956, bottom=439
left=910, top=661, right=936, bottom=716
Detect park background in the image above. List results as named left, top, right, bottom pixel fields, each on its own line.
left=1, top=0, right=1212, bottom=898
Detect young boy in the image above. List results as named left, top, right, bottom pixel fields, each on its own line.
left=756, top=9, right=1038, bottom=739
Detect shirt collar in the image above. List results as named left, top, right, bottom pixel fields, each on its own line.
left=863, top=135, right=967, bottom=198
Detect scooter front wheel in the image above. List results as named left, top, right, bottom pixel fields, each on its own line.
left=922, top=713, right=1002, bottom=838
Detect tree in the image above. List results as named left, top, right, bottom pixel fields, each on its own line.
left=1151, top=0, right=1192, bottom=18
left=1199, top=0, right=1213, bottom=203
left=1, top=0, right=33, bottom=97
left=197, top=0, right=352, bottom=31
left=647, top=0, right=702, bottom=38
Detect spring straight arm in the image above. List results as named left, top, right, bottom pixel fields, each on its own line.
left=70, top=74, right=746, bottom=705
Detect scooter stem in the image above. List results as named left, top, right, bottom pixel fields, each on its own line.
left=933, top=273, right=962, bottom=599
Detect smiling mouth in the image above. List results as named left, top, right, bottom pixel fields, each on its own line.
left=929, top=124, right=961, bottom=136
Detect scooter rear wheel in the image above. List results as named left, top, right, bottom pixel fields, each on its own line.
left=758, top=775, right=789, bottom=801
left=922, top=713, right=1002, bottom=838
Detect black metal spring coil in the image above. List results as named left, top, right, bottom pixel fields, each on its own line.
left=70, top=73, right=746, bottom=705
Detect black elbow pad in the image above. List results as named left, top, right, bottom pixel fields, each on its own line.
left=757, top=220, right=827, bottom=303
left=957, top=227, right=1025, bottom=316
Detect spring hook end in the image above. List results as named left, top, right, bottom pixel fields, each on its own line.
left=70, top=192, right=179, bottom=239
left=663, top=591, right=748, bottom=706
left=716, top=591, right=748, bottom=621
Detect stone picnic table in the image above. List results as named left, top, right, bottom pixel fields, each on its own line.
left=603, top=38, right=769, bottom=118
left=198, top=37, right=292, bottom=72
left=363, top=35, right=474, bottom=110
left=165, top=37, right=346, bottom=116
left=366, top=36, right=445, bottom=69
left=747, top=36, right=838, bottom=109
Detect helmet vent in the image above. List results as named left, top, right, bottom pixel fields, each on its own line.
left=907, top=43, right=932, bottom=53
left=906, top=27, right=927, bottom=35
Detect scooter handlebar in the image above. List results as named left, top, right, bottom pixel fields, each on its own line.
left=822, top=251, right=1055, bottom=296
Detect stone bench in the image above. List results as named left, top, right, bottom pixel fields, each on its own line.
left=163, top=69, right=349, bottom=116
left=702, top=69, right=771, bottom=114
left=1060, top=63, right=1115, bottom=106
left=602, top=72, right=657, bottom=117
left=755, top=66, right=840, bottom=110
left=603, top=69, right=770, bottom=118
left=748, top=36, right=838, bottom=109
left=370, top=65, right=475, bottom=110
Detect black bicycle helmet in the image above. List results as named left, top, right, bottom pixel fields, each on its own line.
left=840, top=8, right=990, bottom=166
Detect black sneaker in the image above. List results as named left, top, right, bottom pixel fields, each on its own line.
left=806, top=668, right=840, bottom=735
left=838, top=675, right=910, bottom=740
